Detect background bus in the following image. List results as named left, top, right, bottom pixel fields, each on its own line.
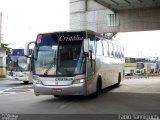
left=136, top=58, right=157, bottom=74
left=25, top=30, right=125, bottom=97
left=124, top=57, right=158, bottom=75
left=8, top=49, right=32, bottom=84
left=125, top=57, right=137, bottom=76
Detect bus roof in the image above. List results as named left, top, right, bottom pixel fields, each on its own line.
left=36, top=30, right=124, bottom=49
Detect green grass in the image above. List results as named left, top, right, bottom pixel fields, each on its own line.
left=140, top=73, right=160, bottom=77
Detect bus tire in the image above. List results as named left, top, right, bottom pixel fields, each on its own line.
left=115, top=73, right=121, bottom=87
left=54, top=95, right=60, bottom=98
left=23, top=81, right=29, bottom=84
left=93, top=78, right=101, bottom=97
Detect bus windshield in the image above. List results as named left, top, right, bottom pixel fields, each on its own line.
left=18, top=56, right=28, bottom=71
left=33, top=33, right=86, bottom=76
left=137, top=62, right=144, bottom=69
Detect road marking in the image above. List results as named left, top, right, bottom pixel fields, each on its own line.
left=0, top=88, right=16, bottom=94
left=0, top=85, right=33, bottom=95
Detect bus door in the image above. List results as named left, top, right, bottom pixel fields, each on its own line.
left=86, top=36, right=95, bottom=93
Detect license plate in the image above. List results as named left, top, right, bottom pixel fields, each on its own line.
left=52, top=88, right=62, bottom=92
left=15, top=78, right=19, bottom=80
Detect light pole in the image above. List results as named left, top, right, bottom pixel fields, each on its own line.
left=0, top=12, right=2, bottom=48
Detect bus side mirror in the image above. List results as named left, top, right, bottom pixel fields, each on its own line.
left=27, top=58, right=32, bottom=71
left=24, top=41, right=35, bottom=57
left=84, top=38, right=90, bottom=53
left=27, top=58, right=30, bottom=64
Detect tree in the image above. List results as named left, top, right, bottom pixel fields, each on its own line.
left=1, top=43, right=12, bottom=70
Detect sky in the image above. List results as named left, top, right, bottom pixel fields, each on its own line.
left=115, top=30, right=160, bottom=58
left=0, top=0, right=69, bottom=48
left=0, top=0, right=160, bottom=59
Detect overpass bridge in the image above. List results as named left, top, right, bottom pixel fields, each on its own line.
left=70, top=0, right=160, bottom=33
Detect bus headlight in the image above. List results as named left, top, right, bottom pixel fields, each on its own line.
left=33, top=79, right=42, bottom=84
left=72, top=79, right=85, bottom=84
left=33, top=76, right=42, bottom=84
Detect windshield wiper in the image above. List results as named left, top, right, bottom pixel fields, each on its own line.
left=43, top=61, right=56, bottom=77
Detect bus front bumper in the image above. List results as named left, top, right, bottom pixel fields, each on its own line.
left=11, top=76, right=32, bottom=82
left=33, top=83, right=86, bottom=96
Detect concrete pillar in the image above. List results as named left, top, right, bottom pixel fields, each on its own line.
left=0, top=12, right=2, bottom=47
left=70, top=1, right=160, bottom=32
left=0, top=49, right=6, bottom=78
left=0, top=13, right=7, bottom=78
left=70, top=0, right=120, bottom=33
left=119, top=7, right=160, bottom=32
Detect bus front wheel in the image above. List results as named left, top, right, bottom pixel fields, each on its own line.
left=54, top=95, right=60, bottom=98
left=115, top=73, right=121, bottom=87
left=23, top=81, right=29, bottom=84
left=93, top=79, right=102, bottom=97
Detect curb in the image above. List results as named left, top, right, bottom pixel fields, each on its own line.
left=0, top=78, right=9, bottom=80
left=125, top=76, right=160, bottom=79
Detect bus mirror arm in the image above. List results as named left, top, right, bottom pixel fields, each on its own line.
left=24, top=55, right=33, bottom=59
left=89, top=50, right=93, bottom=67
left=24, top=41, right=35, bottom=57
left=83, top=50, right=92, bottom=59
left=83, top=52, right=89, bottom=58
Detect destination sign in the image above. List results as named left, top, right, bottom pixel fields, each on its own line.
left=58, top=35, right=84, bottom=42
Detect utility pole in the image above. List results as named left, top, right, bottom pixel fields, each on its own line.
left=0, top=12, right=7, bottom=78
left=0, top=12, right=2, bottom=48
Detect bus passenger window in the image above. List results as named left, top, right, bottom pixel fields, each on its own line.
left=114, top=45, right=118, bottom=58
left=103, top=40, right=109, bottom=57
left=117, top=46, right=121, bottom=58
left=107, top=51, right=110, bottom=56
left=120, top=48, right=124, bottom=58
left=89, top=41, right=95, bottom=55
left=88, top=34, right=95, bottom=55
left=96, top=37, right=103, bottom=56
left=108, top=42, right=114, bottom=57
left=121, top=52, right=124, bottom=58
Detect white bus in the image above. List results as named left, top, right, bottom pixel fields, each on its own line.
left=24, top=30, right=125, bottom=97
left=12, top=56, right=32, bottom=84
left=8, top=49, right=32, bottom=84
left=125, top=57, right=137, bottom=76
left=137, top=62, right=157, bottom=74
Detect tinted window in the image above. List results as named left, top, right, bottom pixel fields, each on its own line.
left=96, top=37, right=103, bottom=56
left=103, top=40, right=109, bottom=56
left=34, top=32, right=86, bottom=76
left=114, top=45, right=118, bottom=58
left=108, top=42, right=114, bottom=57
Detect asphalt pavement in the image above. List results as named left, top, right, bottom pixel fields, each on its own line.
left=0, top=77, right=160, bottom=120
left=0, top=79, right=23, bottom=91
